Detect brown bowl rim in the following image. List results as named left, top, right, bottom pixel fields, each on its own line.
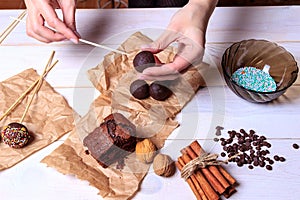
left=221, top=39, right=299, bottom=95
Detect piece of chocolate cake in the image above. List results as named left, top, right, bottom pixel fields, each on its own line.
left=83, top=113, right=137, bottom=168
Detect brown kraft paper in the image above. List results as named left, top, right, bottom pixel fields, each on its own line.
left=0, top=68, right=76, bottom=171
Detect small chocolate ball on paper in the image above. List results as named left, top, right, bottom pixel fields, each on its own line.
left=153, top=153, right=176, bottom=177
left=1, top=122, right=30, bottom=148
left=149, top=81, right=173, bottom=101
left=130, top=79, right=150, bottom=100
left=133, top=51, right=155, bottom=73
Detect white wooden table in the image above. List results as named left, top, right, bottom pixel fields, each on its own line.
left=0, top=7, right=300, bottom=200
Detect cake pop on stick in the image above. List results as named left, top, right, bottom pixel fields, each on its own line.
left=1, top=51, right=58, bottom=148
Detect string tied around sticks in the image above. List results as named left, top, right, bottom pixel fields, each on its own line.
left=181, top=152, right=241, bottom=180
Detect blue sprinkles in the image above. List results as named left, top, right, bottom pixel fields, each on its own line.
left=231, top=66, right=276, bottom=92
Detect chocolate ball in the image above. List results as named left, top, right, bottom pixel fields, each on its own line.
left=133, top=51, right=155, bottom=73
left=1, top=122, right=30, bottom=148
left=149, top=81, right=173, bottom=101
left=130, top=79, right=150, bottom=99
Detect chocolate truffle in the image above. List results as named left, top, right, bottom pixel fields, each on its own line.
left=1, top=122, right=30, bottom=148
left=83, top=113, right=137, bottom=168
left=149, top=81, right=173, bottom=101
left=130, top=79, right=150, bottom=99
left=133, top=51, right=155, bottom=73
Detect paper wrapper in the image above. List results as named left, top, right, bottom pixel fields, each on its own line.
left=41, top=32, right=207, bottom=199
left=0, top=68, right=76, bottom=171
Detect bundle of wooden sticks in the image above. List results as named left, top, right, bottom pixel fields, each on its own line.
left=176, top=141, right=237, bottom=200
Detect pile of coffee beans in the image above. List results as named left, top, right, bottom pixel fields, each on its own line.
left=216, top=128, right=286, bottom=171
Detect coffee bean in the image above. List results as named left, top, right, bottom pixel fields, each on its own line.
left=266, top=165, right=273, bottom=171
left=274, top=155, right=280, bottom=161
left=226, top=138, right=233, bottom=144
left=218, top=128, right=284, bottom=171
left=216, top=126, right=224, bottom=130
left=213, top=138, right=219, bottom=142
left=215, top=130, right=222, bottom=136
left=259, top=161, right=265, bottom=167
left=260, top=136, right=266, bottom=141
left=279, top=157, right=286, bottom=162
left=269, top=160, right=274, bottom=165
left=293, top=143, right=299, bottom=149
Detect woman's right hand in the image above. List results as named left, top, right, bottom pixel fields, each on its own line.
left=24, top=0, right=79, bottom=43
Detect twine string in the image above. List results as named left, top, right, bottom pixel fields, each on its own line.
left=181, top=152, right=241, bottom=180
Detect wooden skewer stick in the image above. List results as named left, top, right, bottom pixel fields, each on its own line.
left=78, top=38, right=129, bottom=55
left=0, top=10, right=27, bottom=44
left=0, top=55, right=57, bottom=122
left=9, top=16, right=129, bottom=55
left=19, top=51, right=57, bottom=123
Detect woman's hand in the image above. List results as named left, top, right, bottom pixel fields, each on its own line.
left=24, top=0, right=79, bottom=43
left=140, top=0, right=217, bottom=80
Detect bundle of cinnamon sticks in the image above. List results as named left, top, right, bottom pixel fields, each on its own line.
left=176, top=141, right=237, bottom=200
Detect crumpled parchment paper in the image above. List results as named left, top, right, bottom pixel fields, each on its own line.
left=0, top=68, right=76, bottom=171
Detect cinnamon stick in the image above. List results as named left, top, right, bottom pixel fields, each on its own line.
left=190, top=141, right=232, bottom=191
left=207, top=166, right=230, bottom=189
left=217, top=166, right=236, bottom=185
left=182, top=146, right=226, bottom=195
left=223, top=186, right=237, bottom=199
left=175, top=161, right=203, bottom=200
left=180, top=155, right=219, bottom=200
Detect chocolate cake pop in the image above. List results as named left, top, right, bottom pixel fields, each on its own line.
left=1, top=122, right=30, bottom=148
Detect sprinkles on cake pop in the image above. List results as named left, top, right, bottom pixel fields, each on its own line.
left=231, top=65, right=277, bottom=92
left=1, top=122, right=30, bottom=148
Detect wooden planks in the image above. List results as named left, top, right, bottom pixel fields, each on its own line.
left=0, top=7, right=300, bottom=200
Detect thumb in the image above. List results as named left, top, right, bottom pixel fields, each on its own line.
left=141, top=29, right=180, bottom=53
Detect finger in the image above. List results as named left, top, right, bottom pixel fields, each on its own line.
left=142, top=55, right=190, bottom=77
left=41, top=4, right=78, bottom=42
left=138, top=73, right=179, bottom=81
left=176, top=38, right=205, bottom=65
left=142, top=65, right=179, bottom=76
left=142, top=29, right=180, bottom=53
left=26, top=15, right=66, bottom=42
left=60, top=1, right=77, bottom=31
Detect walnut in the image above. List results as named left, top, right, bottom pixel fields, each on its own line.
left=153, top=153, right=176, bottom=177
left=135, top=138, right=157, bottom=163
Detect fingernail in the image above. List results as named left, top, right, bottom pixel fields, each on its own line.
left=70, top=38, right=78, bottom=44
